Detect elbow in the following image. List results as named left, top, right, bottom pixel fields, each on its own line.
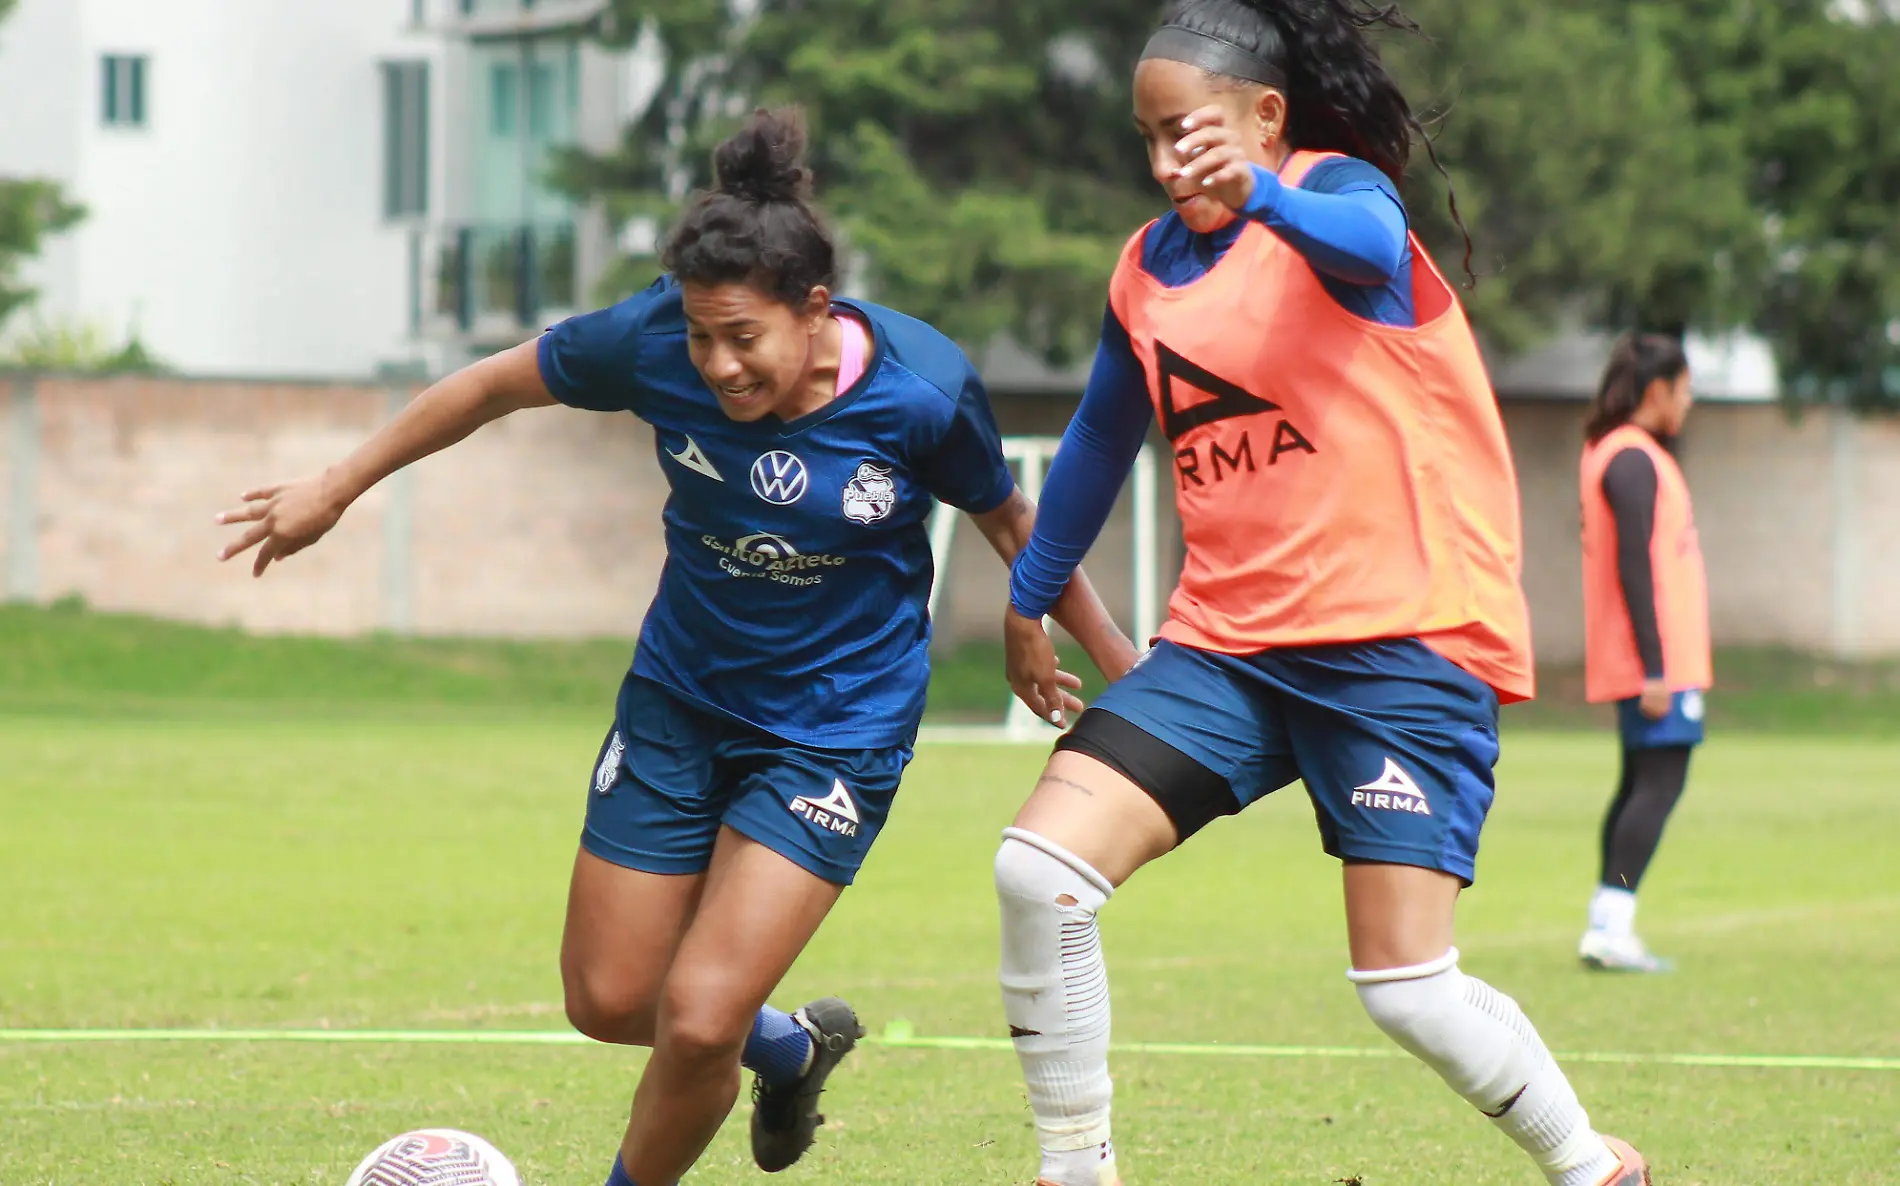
left=1351, top=233, right=1407, bottom=286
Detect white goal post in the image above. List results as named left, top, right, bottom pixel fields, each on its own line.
left=923, top=436, right=1163, bottom=742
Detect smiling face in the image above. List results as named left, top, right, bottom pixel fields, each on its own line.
left=680, top=281, right=831, bottom=422
left=1132, top=57, right=1284, bottom=234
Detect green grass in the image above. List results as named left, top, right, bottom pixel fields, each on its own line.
left=3, top=685, right=1899, bottom=1182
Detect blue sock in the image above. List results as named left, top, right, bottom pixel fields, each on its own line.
left=743, top=1005, right=813, bottom=1087
left=605, top=1154, right=636, bottom=1186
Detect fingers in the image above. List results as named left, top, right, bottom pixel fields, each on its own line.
left=215, top=499, right=270, bottom=526
left=252, top=536, right=283, bottom=579
left=1177, top=144, right=1246, bottom=186
left=1172, top=125, right=1239, bottom=164
left=1199, top=159, right=1253, bottom=192
left=1179, top=105, right=1227, bottom=132
left=219, top=521, right=271, bottom=562
left=238, top=484, right=286, bottom=503
left=1058, top=689, right=1087, bottom=716
left=1037, top=676, right=1066, bottom=726
left=1054, top=669, right=1084, bottom=690
left=1010, top=680, right=1059, bottom=726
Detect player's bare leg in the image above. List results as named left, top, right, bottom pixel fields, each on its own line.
left=617, top=828, right=844, bottom=1184
left=997, top=751, right=1176, bottom=1186
left=560, top=848, right=706, bottom=1047
left=1343, top=863, right=1650, bottom=1185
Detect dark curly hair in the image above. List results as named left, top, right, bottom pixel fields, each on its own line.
left=1150, top=0, right=1473, bottom=279
left=661, top=107, right=838, bottom=306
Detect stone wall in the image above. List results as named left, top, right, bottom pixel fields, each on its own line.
left=4, top=371, right=1893, bottom=659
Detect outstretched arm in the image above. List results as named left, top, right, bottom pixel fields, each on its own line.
left=217, top=340, right=555, bottom=576
left=971, top=488, right=1140, bottom=723
left=999, top=308, right=1155, bottom=721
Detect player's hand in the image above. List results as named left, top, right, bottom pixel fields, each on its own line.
left=215, top=471, right=351, bottom=577
left=1005, top=609, right=1088, bottom=728
left=1638, top=678, right=1673, bottom=720
left=1173, top=106, right=1257, bottom=212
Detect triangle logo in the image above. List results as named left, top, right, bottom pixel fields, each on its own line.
left=1154, top=340, right=1279, bottom=442
left=811, top=778, right=860, bottom=823
left=1354, top=757, right=1431, bottom=814
left=668, top=435, right=724, bottom=482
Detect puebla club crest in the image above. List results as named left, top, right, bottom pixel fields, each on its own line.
left=841, top=461, right=898, bottom=524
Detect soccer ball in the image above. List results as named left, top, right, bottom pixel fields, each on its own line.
left=344, top=1129, right=520, bottom=1186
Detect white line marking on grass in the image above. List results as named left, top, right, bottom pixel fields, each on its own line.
left=2, top=1026, right=1897, bottom=1072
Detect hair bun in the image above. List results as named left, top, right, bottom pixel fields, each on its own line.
left=713, top=108, right=812, bottom=205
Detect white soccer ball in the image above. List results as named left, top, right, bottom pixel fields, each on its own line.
left=344, top=1129, right=520, bottom=1186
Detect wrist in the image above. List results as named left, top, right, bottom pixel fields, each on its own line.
left=1238, top=162, right=1280, bottom=217
left=319, top=463, right=366, bottom=513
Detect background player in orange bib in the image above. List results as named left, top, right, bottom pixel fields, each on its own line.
left=992, top=2, right=1651, bottom=1184
left=1578, top=334, right=1710, bottom=973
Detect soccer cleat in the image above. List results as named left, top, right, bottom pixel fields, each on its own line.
left=749, top=996, right=865, bottom=1173
left=1579, top=929, right=1675, bottom=973
left=1598, top=1135, right=1652, bottom=1184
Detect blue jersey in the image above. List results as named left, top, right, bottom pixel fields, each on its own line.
left=537, top=278, right=1016, bottom=749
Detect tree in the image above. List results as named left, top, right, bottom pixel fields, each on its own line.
left=567, top=0, right=1897, bottom=402
left=1701, top=1, right=1899, bottom=408
left=567, top=0, right=1159, bottom=363
left=0, top=0, right=84, bottom=339
left=1390, top=0, right=1763, bottom=349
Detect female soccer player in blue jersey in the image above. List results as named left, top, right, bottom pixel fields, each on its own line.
left=991, top=3, right=1652, bottom=1185
left=217, top=109, right=1134, bottom=1186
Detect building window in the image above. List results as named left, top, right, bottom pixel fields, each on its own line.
left=101, top=54, right=147, bottom=127
left=382, top=61, right=430, bottom=219
left=489, top=62, right=519, bottom=136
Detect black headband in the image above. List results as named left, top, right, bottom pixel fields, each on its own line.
left=1139, top=26, right=1287, bottom=88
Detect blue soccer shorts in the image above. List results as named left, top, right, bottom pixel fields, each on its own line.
left=582, top=674, right=911, bottom=886
left=1062, top=637, right=1502, bottom=884
left=1617, top=688, right=1707, bottom=749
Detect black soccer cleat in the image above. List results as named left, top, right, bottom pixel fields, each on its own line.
left=749, top=996, right=866, bottom=1173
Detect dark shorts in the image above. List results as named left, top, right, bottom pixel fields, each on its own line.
left=582, top=675, right=911, bottom=886
left=1617, top=689, right=1706, bottom=749
left=1058, top=638, right=1502, bottom=884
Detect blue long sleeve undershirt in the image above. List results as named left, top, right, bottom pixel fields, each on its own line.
left=1009, top=159, right=1412, bottom=621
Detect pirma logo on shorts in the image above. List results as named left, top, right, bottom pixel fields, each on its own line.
left=594, top=731, right=624, bottom=795
left=1350, top=757, right=1432, bottom=816
left=788, top=779, right=860, bottom=838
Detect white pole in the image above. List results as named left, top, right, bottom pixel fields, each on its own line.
left=1829, top=407, right=1862, bottom=657
left=925, top=502, right=957, bottom=620
left=1132, top=444, right=1158, bottom=645
left=1004, top=442, right=1057, bottom=738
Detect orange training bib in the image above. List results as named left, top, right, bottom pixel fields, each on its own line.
left=1107, top=151, right=1534, bottom=701
left=1580, top=424, right=1712, bottom=702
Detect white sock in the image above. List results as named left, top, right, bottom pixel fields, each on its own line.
left=1352, top=950, right=1622, bottom=1186
left=995, top=829, right=1119, bottom=1186
left=1588, top=886, right=1638, bottom=937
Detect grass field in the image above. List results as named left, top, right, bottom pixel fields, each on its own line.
left=3, top=609, right=1898, bottom=1184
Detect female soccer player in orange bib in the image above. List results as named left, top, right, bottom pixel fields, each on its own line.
left=995, top=2, right=1652, bottom=1183
left=1578, top=334, right=1710, bottom=973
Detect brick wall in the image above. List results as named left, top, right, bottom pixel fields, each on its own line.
left=3, top=370, right=1894, bottom=659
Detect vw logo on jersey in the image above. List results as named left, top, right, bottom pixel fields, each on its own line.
left=750, top=451, right=809, bottom=505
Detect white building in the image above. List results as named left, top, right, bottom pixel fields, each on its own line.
left=0, top=0, right=652, bottom=378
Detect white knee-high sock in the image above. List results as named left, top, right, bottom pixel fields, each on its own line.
left=996, top=828, right=1118, bottom=1186
left=1352, top=950, right=1622, bottom=1186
